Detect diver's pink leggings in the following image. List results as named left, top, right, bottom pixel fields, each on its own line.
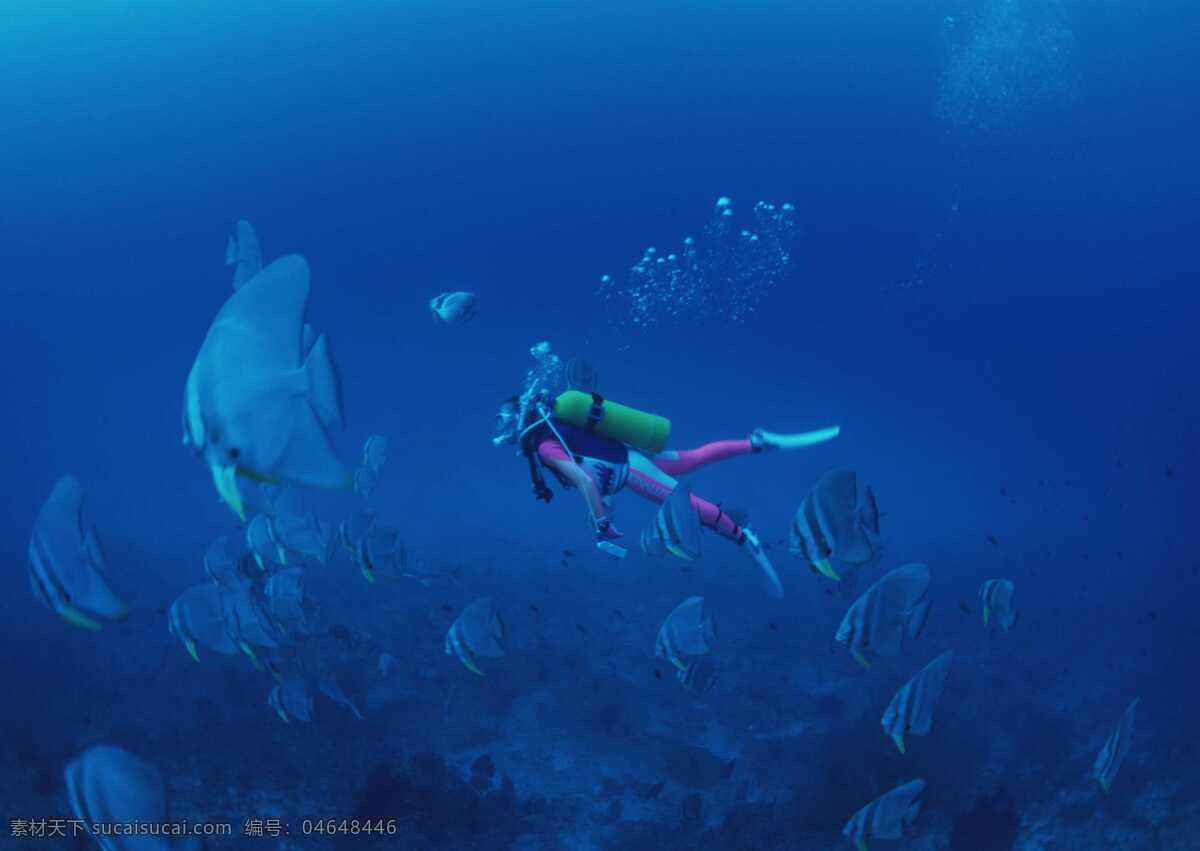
left=628, top=440, right=753, bottom=542
left=537, top=439, right=754, bottom=542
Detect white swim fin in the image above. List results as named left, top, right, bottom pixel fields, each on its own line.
left=751, top=426, right=840, bottom=452
left=742, top=527, right=784, bottom=598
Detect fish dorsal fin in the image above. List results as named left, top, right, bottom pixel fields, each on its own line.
left=212, top=254, right=310, bottom=373
left=230, top=220, right=263, bottom=289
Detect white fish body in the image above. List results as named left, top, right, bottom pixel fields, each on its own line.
left=184, top=255, right=349, bottom=520
left=430, top=291, right=478, bottom=324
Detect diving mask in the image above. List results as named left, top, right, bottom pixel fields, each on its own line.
left=493, top=400, right=522, bottom=447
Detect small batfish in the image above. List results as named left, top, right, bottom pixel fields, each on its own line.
left=979, top=579, right=1017, bottom=631
left=445, top=597, right=506, bottom=676
left=338, top=510, right=377, bottom=555
left=1093, top=697, right=1139, bottom=793
left=842, top=779, right=925, bottom=850
left=269, top=677, right=314, bottom=723
left=430, top=291, right=478, bottom=325
left=655, top=596, right=717, bottom=670
left=246, top=514, right=286, bottom=571
left=352, top=523, right=408, bottom=583
left=362, top=435, right=389, bottom=475
left=835, top=563, right=932, bottom=667
left=563, top=357, right=599, bottom=393
left=790, top=468, right=878, bottom=581
left=881, top=650, right=954, bottom=753
left=273, top=510, right=335, bottom=564
left=219, top=582, right=283, bottom=667
left=264, top=568, right=314, bottom=636
left=641, top=483, right=702, bottom=561
left=65, top=746, right=195, bottom=851
left=318, top=671, right=365, bottom=719
left=203, top=534, right=253, bottom=589
left=353, top=465, right=379, bottom=499
left=168, top=583, right=239, bottom=662
left=28, top=476, right=128, bottom=631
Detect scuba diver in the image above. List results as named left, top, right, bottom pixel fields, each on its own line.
left=493, top=364, right=839, bottom=598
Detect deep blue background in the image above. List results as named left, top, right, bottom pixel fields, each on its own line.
left=1, top=0, right=1197, bottom=842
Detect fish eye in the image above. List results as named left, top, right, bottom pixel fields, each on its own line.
left=227, top=448, right=240, bottom=460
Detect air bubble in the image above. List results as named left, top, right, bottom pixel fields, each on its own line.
left=596, top=196, right=797, bottom=330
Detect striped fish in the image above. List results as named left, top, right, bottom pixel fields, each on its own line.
left=445, top=597, right=507, bottom=676
left=655, top=596, right=717, bottom=670
left=881, top=650, right=954, bottom=753
left=835, top=563, right=932, bottom=668
left=978, top=579, right=1018, bottom=631
left=842, top=779, right=925, bottom=850
left=28, top=476, right=128, bottom=631
left=789, top=468, right=879, bottom=581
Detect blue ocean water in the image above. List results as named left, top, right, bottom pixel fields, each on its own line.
left=2, top=1, right=1198, bottom=848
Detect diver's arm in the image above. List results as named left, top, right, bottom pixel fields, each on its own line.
left=543, top=456, right=619, bottom=535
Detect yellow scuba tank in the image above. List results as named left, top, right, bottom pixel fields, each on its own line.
left=554, top=390, right=671, bottom=455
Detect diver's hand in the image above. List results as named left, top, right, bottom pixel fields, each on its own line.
left=595, top=517, right=624, bottom=541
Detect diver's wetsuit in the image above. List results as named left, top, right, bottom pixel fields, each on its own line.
left=526, top=418, right=752, bottom=542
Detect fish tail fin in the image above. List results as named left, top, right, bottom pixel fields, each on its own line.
left=814, top=558, right=840, bottom=581
left=239, top=642, right=263, bottom=670
left=303, top=334, right=345, bottom=429
left=59, top=605, right=103, bottom=631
